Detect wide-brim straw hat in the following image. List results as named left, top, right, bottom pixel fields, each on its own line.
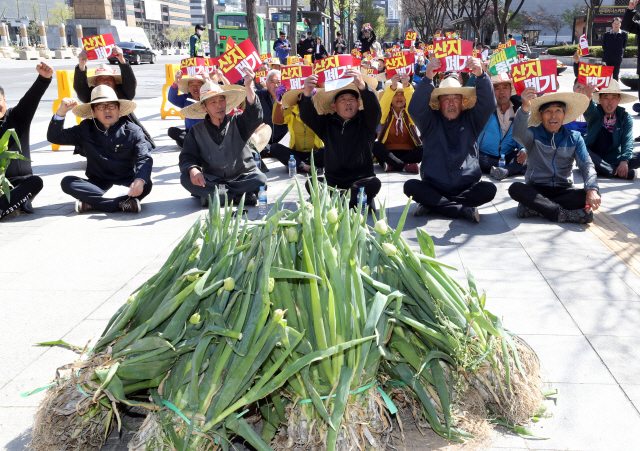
left=87, top=63, right=123, bottom=87
left=72, top=85, right=136, bottom=119
left=312, top=75, right=378, bottom=115
left=180, top=81, right=246, bottom=119
left=491, top=73, right=516, bottom=96
left=249, top=124, right=272, bottom=153
left=282, top=89, right=305, bottom=109
left=528, top=92, right=590, bottom=127
left=430, top=75, right=476, bottom=110
left=592, top=79, right=636, bottom=104
left=178, top=76, right=207, bottom=95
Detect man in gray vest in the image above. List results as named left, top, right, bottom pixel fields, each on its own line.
left=179, top=69, right=266, bottom=207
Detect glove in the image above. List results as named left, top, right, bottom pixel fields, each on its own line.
left=275, top=84, right=288, bottom=102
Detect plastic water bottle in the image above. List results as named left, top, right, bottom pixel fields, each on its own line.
left=357, top=187, right=367, bottom=213
left=288, top=155, right=297, bottom=178
left=258, top=186, right=267, bottom=216
left=254, top=153, right=261, bottom=169
left=499, top=154, right=506, bottom=168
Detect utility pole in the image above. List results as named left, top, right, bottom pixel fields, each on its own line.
left=265, top=0, right=270, bottom=54
left=205, top=0, right=219, bottom=56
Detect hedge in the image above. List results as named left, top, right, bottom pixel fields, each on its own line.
left=547, top=44, right=637, bottom=58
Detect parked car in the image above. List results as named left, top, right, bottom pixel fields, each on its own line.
left=108, top=42, right=156, bottom=65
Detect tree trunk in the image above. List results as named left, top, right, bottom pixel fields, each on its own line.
left=290, top=0, right=298, bottom=56
left=246, top=0, right=260, bottom=52
left=587, top=7, right=596, bottom=45
left=329, top=0, right=335, bottom=51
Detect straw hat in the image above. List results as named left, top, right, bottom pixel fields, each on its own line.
left=429, top=74, right=477, bottom=110
left=491, top=73, right=516, bottom=96
left=178, top=75, right=207, bottom=95
left=87, top=63, right=123, bottom=87
left=528, top=92, right=590, bottom=127
left=249, top=124, right=272, bottom=153
left=282, top=89, right=306, bottom=109
left=180, top=81, right=247, bottom=119
left=592, top=79, right=636, bottom=104
left=72, top=85, right=136, bottom=119
left=312, top=74, right=378, bottom=115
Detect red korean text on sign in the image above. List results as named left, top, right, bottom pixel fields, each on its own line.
left=313, top=55, right=353, bottom=85
left=578, top=34, right=589, bottom=56
left=404, top=31, right=417, bottom=48
left=578, top=63, right=614, bottom=88
left=206, top=58, right=218, bottom=74
left=384, top=51, right=415, bottom=78
left=432, top=39, right=474, bottom=73
left=180, top=57, right=209, bottom=76
left=281, top=65, right=313, bottom=90
left=512, top=59, right=558, bottom=95
left=260, top=53, right=272, bottom=63
left=82, top=33, right=115, bottom=60
left=255, top=70, right=268, bottom=84
left=497, top=39, right=517, bottom=51
left=217, top=38, right=262, bottom=84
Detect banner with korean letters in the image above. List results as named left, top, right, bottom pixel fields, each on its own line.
left=281, top=65, right=313, bottom=90
left=578, top=63, right=614, bottom=88
left=384, top=51, right=415, bottom=77
left=512, top=59, right=558, bottom=95
left=82, top=33, right=115, bottom=60
left=313, top=55, right=355, bottom=91
left=488, top=45, right=518, bottom=75
left=217, top=39, right=262, bottom=84
left=433, top=39, right=474, bottom=73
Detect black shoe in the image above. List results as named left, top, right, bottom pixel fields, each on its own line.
left=628, top=169, right=637, bottom=180
left=244, top=192, right=258, bottom=206
left=413, top=203, right=430, bottom=217
left=516, top=203, right=543, bottom=218
left=368, top=197, right=377, bottom=213
left=20, top=198, right=35, bottom=214
left=200, top=196, right=209, bottom=208
left=634, top=136, right=640, bottom=142
left=461, top=206, right=480, bottom=223
left=118, top=198, right=141, bottom=213
left=558, top=207, right=593, bottom=224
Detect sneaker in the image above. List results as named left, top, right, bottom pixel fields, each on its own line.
left=244, top=192, right=258, bottom=206
left=490, top=166, right=509, bottom=181
left=461, top=206, right=480, bottom=223
left=413, top=203, right=430, bottom=216
left=404, top=163, right=420, bottom=173
left=119, top=198, right=141, bottom=213
left=516, top=203, right=543, bottom=218
left=628, top=169, right=637, bottom=181
left=558, top=207, right=592, bottom=224
left=20, top=198, right=35, bottom=214
left=75, top=200, right=95, bottom=213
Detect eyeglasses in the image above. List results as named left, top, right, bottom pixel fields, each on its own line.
left=94, top=103, right=119, bottom=111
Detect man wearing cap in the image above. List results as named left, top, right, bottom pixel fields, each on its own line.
left=190, top=24, right=206, bottom=58
left=75, top=50, right=155, bottom=151
left=477, top=73, right=525, bottom=180
left=509, top=88, right=600, bottom=223
left=271, top=88, right=324, bottom=173
left=373, top=74, right=422, bottom=173
left=0, top=62, right=53, bottom=219
left=582, top=80, right=639, bottom=180
left=300, top=69, right=382, bottom=209
left=255, top=69, right=288, bottom=151
left=404, top=57, right=497, bottom=223
left=167, top=72, right=207, bottom=148
left=179, top=70, right=266, bottom=207
left=358, top=26, right=377, bottom=55
left=274, top=31, right=291, bottom=65
left=47, top=86, right=153, bottom=214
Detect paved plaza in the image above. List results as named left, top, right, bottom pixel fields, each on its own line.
left=1, top=55, right=640, bottom=450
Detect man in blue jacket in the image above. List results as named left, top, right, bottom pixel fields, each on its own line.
left=509, top=88, right=600, bottom=223
left=581, top=80, right=639, bottom=180
left=273, top=31, right=291, bottom=65
left=167, top=71, right=206, bottom=147
left=478, top=73, right=526, bottom=180
left=404, top=57, right=497, bottom=223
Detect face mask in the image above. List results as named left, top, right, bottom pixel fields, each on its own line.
left=197, top=30, right=202, bottom=35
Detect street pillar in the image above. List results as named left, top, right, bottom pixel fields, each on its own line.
left=59, top=23, right=67, bottom=47
left=20, top=24, right=29, bottom=47
left=39, top=21, right=48, bottom=48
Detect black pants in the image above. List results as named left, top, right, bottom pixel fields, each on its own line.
left=269, top=143, right=325, bottom=170
left=180, top=171, right=267, bottom=201
left=0, top=176, right=43, bottom=218
left=305, top=175, right=381, bottom=208
left=61, top=176, right=152, bottom=212
left=372, top=141, right=423, bottom=171
left=508, top=182, right=586, bottom=221
left=588, top=149, right=640, bottom=178
left=168, top=127, right=186, bottom=148
left=404, top=179, right=497, bottom=219
left=604, top=62, right=621, bottom=81
left=479, top=151, right=526, bottom=176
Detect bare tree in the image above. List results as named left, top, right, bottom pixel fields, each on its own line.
left=561, top=3, right=584, bottom=43
left=583, top=0, right=605, bottom=45
left=400, top=0, right=449, bottom=42
left=459, top=0, right=492, bottom=42
left=289, top=0, right=298, bottom=55
left=545, top=14, right=565, bottom=44
left=246, top=0, right=260, bottom=51
left=492, top=0, right=527, bottom=42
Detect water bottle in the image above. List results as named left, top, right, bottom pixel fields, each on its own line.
left=357, top=187, right=367, bottom=213
left=254, top=153, right=261, bottom=169
left=499, top=154, right=506, bottom=168
left=258, top=186, right=267, bottom=216
left=288, top=155, right=297, bottom=178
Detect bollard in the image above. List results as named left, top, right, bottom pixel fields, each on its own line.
left=51, top=69, right=94, bottom=150
left=59, top=24, right=67, bottom=47
left=39, top=21, right=47, bottom=48
left=76, top=24, right=83, bottom=46
left=0, top=23, right=8, bottom=47
left=161, top=63, right=185, bottom=120
left=20, top=24, right=28, bottom=47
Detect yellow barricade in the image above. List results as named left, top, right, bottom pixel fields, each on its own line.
left=51, top=69, right=94, bottom=151
left=161, top=63, right=185, bottom=120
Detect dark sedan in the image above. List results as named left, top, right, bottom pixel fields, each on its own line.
left=108, top=42, right=156, bottom=65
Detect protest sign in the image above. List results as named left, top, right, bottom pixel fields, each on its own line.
left=313, top=55, right=354, bottom=91
left=578, top=34, right=589, bottom=56
left=259, top=53, right=273, bottom=64
left=281, top=65, right=313, bottom=90
left=578, top=63, right=614, bottom=88
left=488, top=45, right=519, bottom=75
left=217, top=38, right=261, bottom=84
left=385, top=51, right=415, bottom=77
left=405, top=31, right=417, bottom=48
left=433, top=39, right=473, bottom=72
left=512, top=59, right=558, bottom=95
left=255, top=69, right=268, bottom=84
left=82, top=33, right=115, bottom=60
left=180, top=57, right=208, bottom=76
left=287, top=55, right=302, bottom=65
left=497, top=39, right=517, bottom=51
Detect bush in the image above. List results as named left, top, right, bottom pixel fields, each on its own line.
left=629, top=33, right=636, bottom=45
left=547, top=45, right=637, bottom=58
left=547, top=45, right=578, bottom=56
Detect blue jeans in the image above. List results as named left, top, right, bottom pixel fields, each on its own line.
left=279, top=57, right=288, bottom=65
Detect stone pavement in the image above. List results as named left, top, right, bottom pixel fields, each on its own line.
left=1, top=57, right=640, bottom=450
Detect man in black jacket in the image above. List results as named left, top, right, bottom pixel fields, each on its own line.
left=74, top=48, right=155, bottom=150
left=602, top=17, right=628, bottom=81
left=333, top=31, right=347, bottom=55
left=47, top=86, right=153, bottom=214
left=358, top=26, right=377, bottom=55
left=0, top=62, right=53, bottom=219
left=179, top=72, right=266, bottom=207
left=299, top=69, right=382, bottom=209
left=622, top=0, right=640, bottom=139
left=301, top=31, right=315, bottom=58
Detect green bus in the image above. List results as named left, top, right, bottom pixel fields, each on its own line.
left=214, top=12, right=306, bottom=56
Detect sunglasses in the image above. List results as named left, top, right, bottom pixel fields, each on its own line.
left=94, top=103, right=119, bottom=111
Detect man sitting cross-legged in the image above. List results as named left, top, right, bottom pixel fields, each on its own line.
left=179, top=69, right=267, bottom=207
left=167, top=71, right=207, bottom=148
left=509, top=88, right=601, bottom=223
left=47, top=86, right=153, bottom=213
left=372, top=73, right=422, bottom=174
